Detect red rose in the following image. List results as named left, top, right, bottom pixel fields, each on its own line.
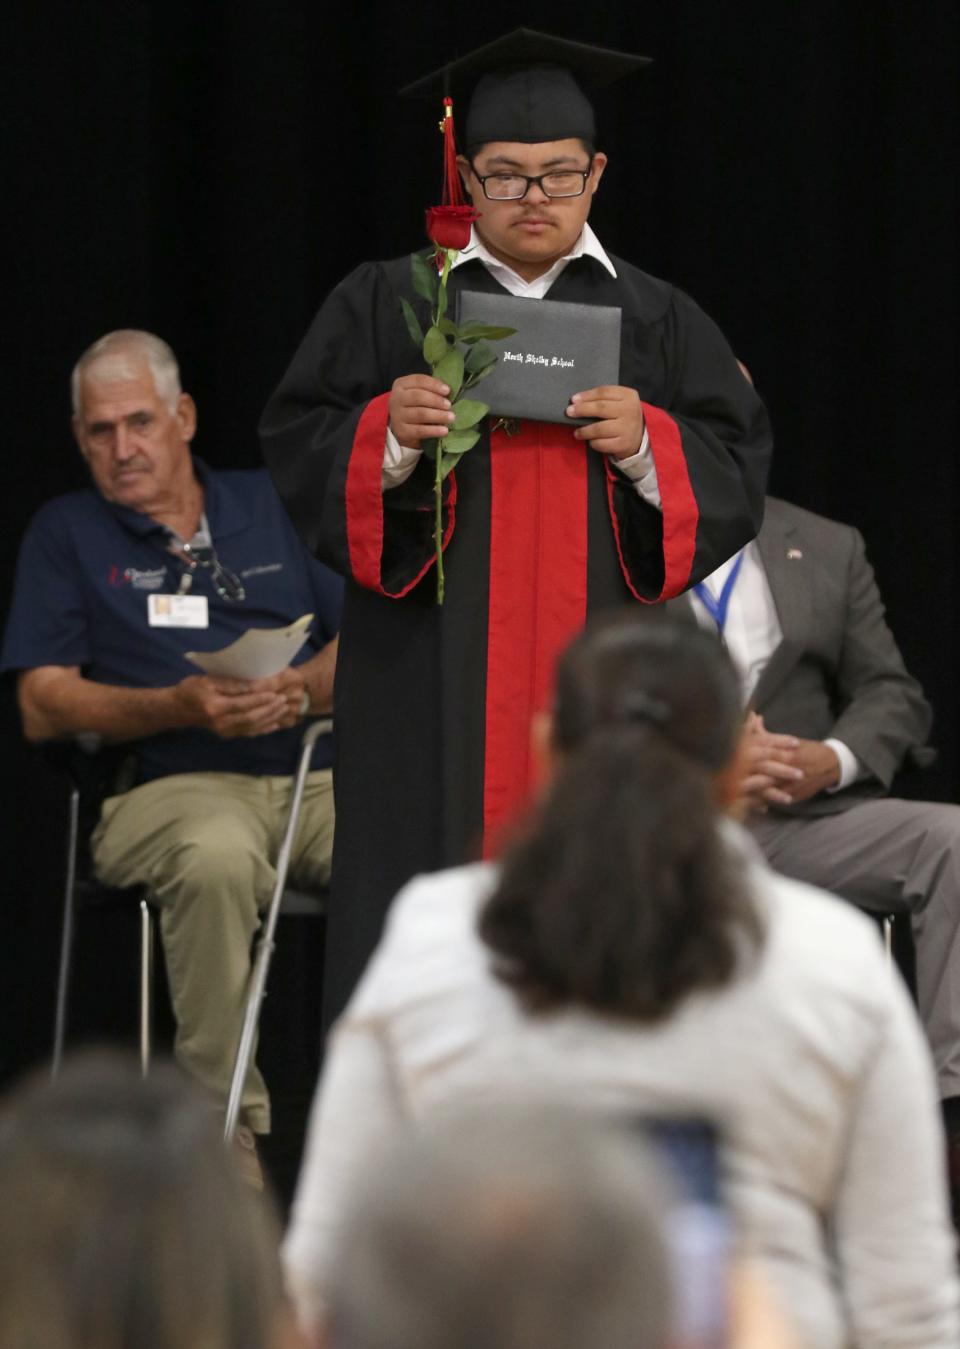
left=425, top=205, right=479, bottom=251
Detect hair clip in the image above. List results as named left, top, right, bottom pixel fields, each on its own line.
left=619, top=691, right=670, bottom=727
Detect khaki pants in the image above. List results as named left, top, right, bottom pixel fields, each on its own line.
left=91, top=769, right=334, bottom=1133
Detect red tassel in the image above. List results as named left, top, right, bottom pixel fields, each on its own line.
left=441, top=97, right=464, bottom=206
left=425, top=96, right=478, bottom=257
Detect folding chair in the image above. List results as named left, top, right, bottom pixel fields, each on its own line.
left=224, top=716, right=331, bottom=1141
left=50, top=720, right=332, bottom=1103
left=882, top=915, right=895, bottom=965
left=880, top=911, right=917, bottom=996
left=49, top=738, right=149, bottom=1079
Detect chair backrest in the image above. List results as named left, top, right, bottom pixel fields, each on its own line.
left=41, top=739, right=140, bottom=885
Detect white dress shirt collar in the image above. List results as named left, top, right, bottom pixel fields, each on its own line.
left=450, top=222, right=617, bottom=298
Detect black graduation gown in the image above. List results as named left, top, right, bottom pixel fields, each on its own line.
left=260, top=251, right=772, bottom=1023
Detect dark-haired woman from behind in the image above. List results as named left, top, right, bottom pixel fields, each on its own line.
left=286, top=613, right=960, bottom=1348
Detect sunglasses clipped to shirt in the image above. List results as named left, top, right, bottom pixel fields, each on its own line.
left=176, top=538, right=246, bottom=603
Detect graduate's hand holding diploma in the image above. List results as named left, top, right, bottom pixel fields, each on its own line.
left=389, top=375, right=456, bottom=450
left=566, top=385, right=645, bottom=461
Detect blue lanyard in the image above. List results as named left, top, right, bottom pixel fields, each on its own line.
left=693, top=552, right=744, bottom=634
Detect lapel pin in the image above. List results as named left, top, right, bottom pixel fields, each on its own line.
left=786, top=547, right=803, bottom=560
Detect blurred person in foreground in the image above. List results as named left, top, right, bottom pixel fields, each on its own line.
left=321, top=1107, right=798, bottom=1349
left=285, top=612, right=959, bottom=1348
left=0, top=1052, right=302, bottom=1349
left=326, top=1109, right=674, bottom=1349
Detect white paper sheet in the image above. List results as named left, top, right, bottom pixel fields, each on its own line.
left=186, top=613, right=313, bottom=679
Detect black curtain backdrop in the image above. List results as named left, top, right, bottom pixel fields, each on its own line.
left=2, top=2, right=957, bottom=1091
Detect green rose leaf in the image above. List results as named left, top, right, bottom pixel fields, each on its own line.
left=400, top=298, right=423, bottom=348
left=422, top=326, right=448, bottom=366
left=465, top=340, right=495, bottom=373
left=411, top=252, right=439, bottom=305
left=401, top=253, right=517, bottom=604
left=460, top=324, right=518, bottom=344
left=440, top=427, right=481, bottom=454
left=463, top=362, right=496, bottom=388
left=440, top=451, right=463, bottom=478
left=451, top=399, right=488, bottom=431
left=434, top=346, right=464, bottom=399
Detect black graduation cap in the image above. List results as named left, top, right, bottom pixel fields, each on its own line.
left=400, top=28, right=651, bottom=149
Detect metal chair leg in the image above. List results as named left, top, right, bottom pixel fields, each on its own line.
left=139, top=900, right=154, bottom=1077
left=51, top=786, right=81, bottom=1080
left=224, top=718, right=329, bottom=1142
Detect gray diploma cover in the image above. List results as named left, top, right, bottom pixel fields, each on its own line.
left=456, top=290, right=622, bottom=425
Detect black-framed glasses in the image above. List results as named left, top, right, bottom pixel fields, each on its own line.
left=181, top=541, right=246, bottom=603
left=469, top=162, right=594, bottom=201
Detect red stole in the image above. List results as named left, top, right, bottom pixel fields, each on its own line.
left=482, top=421, right=588, bottom=854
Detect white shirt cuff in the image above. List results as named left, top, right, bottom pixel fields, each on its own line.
left=382, top=428, right=422, bottom=490
left=387, top=425, right=662, bottom=501
left=824, top=738, right=862, bottom=792
left=611, top=428, right=662, bottom=510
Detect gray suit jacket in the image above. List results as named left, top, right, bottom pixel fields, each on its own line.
left=677, top=496, right=933, bottom=816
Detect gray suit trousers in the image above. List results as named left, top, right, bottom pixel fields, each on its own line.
left=750, top=799, right=960, bottom=1099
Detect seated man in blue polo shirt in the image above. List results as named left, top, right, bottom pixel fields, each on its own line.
left=1, top=330, right=343, bottom=1171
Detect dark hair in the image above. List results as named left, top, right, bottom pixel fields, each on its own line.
left=479, top=610, right=764, bottom=1021
left=0, top=1052, right=287, bottom=1349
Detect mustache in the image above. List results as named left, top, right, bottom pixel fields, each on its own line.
left=113, top=458, right=151, bottom=474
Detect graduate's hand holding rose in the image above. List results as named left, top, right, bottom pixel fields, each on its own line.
left=389, top=375, right=455, bottom=450
left=566, top=386, right=645, bottom=461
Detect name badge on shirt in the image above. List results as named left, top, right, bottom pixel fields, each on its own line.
left=147, top=594, right=209, bottom=629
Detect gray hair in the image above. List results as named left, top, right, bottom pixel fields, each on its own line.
left=326, top=1106, right=675, bottom=1349
left=71, top=330, right=182, bottom=416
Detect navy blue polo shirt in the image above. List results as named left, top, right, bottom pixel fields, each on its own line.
left=1, top=460, right=343, bottom=782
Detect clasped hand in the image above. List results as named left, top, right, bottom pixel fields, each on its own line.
left=740, top=712, right=841, bottom=813
left=174, top=668, right=306, bottom=739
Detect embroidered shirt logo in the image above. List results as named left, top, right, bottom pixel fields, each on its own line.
left=240, top=563, right=283, bottom=578
left=108, top=565, right=168, bottom=590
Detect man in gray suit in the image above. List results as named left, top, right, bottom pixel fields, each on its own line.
left=684, top=495, right=960, bottom=1205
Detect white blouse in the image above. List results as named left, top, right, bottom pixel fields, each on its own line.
left=285, top=828, right=959, bottom=1348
